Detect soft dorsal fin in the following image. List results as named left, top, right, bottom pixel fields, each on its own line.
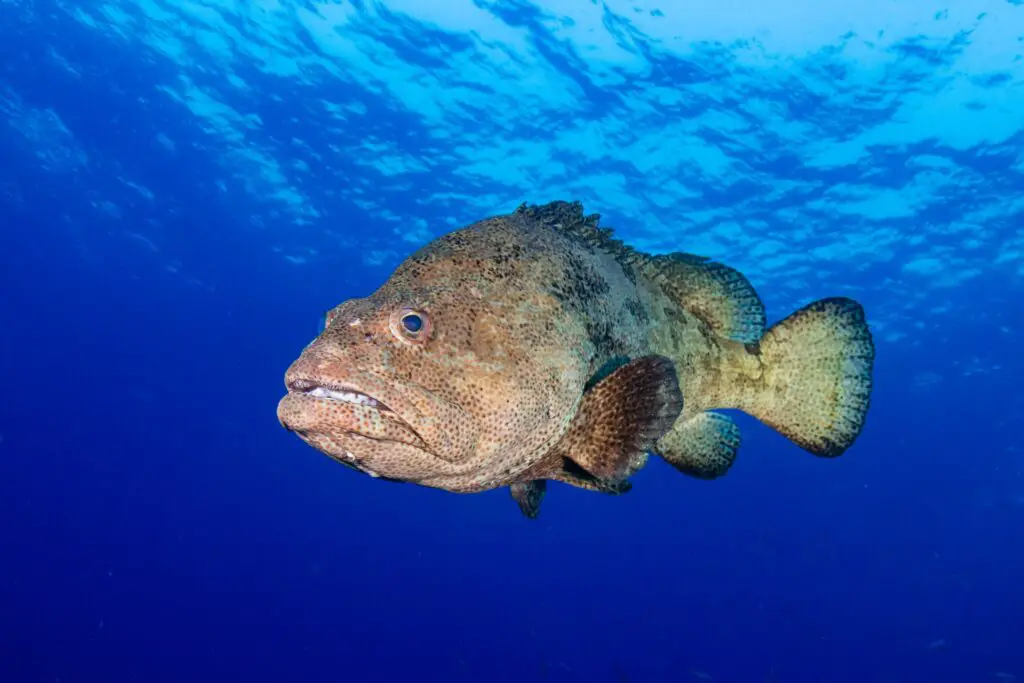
left=515, top=201, right=766, bottom=343
left=642, top=252, right=766, bottom=343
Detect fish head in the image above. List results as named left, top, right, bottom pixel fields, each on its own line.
left=276, top=221, right=591, bottom=489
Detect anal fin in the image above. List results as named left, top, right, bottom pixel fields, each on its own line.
left=554, top=355, right=683, bottom=482
left=656, top=411, right=740, bottom=479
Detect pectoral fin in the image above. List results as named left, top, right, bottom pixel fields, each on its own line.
left=555, top=355, right=683, bottom=482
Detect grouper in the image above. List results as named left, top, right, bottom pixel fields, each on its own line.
left=277, top=200, right=875, bottom=518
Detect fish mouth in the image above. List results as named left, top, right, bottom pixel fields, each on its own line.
left=278, top=374, right=436, bottom=482
left=279, top=375, right=428, bottom=451
left=286, top=377, right=393, bottom=412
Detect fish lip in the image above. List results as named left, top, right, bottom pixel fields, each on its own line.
left=285, top=376, right=393, bottom=412
left=281, top=373, right=430, bottom=450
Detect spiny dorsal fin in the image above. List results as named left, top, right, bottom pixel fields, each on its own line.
left=642, top=252, right=766, bottom=343
left=515, top=201, right=766, bottom=343
left=514, top=200, right=640, bottom=264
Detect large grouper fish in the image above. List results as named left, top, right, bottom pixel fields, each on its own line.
left=277, top=200, right=875, bottom=519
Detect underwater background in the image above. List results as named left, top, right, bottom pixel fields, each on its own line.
left=1, top=1, right=1022, bottom=682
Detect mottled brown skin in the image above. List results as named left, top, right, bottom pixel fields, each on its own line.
left=277, top=200, right=874, bottom=500
left=279, top=205, right=656, bottom=492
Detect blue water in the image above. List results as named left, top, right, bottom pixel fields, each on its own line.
left=2, top=2, right=1022, bottom=682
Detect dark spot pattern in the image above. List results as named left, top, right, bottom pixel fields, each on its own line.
left=277, top=199, right=876, bottom=509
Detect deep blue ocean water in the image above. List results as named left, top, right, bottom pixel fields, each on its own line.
left=1, top=2, right=1022, bottom=682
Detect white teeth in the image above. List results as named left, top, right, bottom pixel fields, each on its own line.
left=307, top=386, right=380, bottom=407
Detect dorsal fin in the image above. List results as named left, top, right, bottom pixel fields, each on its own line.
left=515, top=201, right=766, bottom=343
left=641, top=253, right=766, bottom=343
left=514, top=200, right=641, bottom=264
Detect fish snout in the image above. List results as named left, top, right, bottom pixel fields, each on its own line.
left=283, top=352, right=327, bottom=393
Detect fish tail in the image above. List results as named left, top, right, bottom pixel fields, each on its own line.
left=743, top=297, right=875, bottom=456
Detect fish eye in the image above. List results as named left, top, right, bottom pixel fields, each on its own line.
left=389, top=308, right=431, bottom=345
left=401, top=313, right=423, bottom=333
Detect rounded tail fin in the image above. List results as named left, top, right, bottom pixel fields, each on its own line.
left=747, top=297, right=875, bottom=456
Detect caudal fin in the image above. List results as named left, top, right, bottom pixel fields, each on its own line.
left=747, top=297, right=875, bottom=457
